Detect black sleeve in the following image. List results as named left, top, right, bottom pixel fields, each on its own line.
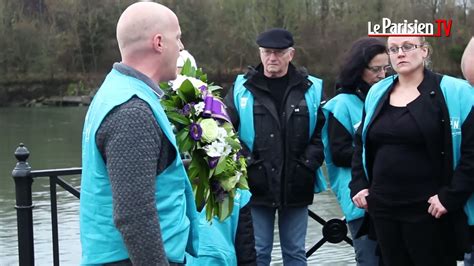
left=299, top=106, right=326, bottom=170
left=350, top=112, right=370, bottom=199
left=328, top=113, right=354, bottom=167
left=224, top=84, right=240, bottom=131
left=234, top=204, right=257, bottom=266
left=439, top=107, right=474, bottom=211
left=223, top=84, right=254, bottom=164
left=96, top=98, right=169, bottom=265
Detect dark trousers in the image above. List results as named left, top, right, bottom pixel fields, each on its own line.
left=371, top=216, right=456, bottom=266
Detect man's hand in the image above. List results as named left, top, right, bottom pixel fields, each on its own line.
left=427, top=194, right=448, bottom=218
left=352, top=189, right=369, bottom=210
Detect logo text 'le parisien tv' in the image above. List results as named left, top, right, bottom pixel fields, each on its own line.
left=368, top=18, right=452, bottom=37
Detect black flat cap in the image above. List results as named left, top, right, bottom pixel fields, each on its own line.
left=256, top=28, right=294, bottom=49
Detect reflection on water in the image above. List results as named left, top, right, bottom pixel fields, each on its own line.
left=0, top=107, right=357, bottom=265
left=0, top=107, right=86, bottom=265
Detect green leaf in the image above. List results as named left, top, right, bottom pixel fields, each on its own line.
left=160, top=99, right=176, bottom=111
left=214, top=157, right=227, bottom=175
left=188, top=168, right=199, bottom=179
left=181, top=59, right=196, bottom=77
left=159, top=81, right=171, bottom=91
left=225, top=137, right=241, bottom=150
left=167, top=112, right=190, bottom=125
left=195, top=184, right=206, bottom=212
left=218, top=195, right=233, bottom=222
left=179, top=136, right=194, bottom=153
left=177, top=79, right=198, bottom=103
left=222, top=122, right=235, bottom=132
left=176, top=127, right=189, bottom=143
left=237, top=175, right=249, bottom=190
left=208, top=85, right=222, bottom=92
left=208, top=167, right=215, bottom=179
left=206, top=193, right=215, bottom=221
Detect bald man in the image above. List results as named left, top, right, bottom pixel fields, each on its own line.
left=80, top=2, right=198, bottom=265
left=462, top=37, right=474, bottom=86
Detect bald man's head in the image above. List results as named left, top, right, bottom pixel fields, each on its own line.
left=116, top=2, right=183, bottom=82
left=461, top=37, right=474, bottom=86
left=117, top=2, right=173, bottom=56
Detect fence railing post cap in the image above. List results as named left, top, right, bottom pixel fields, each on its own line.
left=12, top=143, right=31, bottom=178
left=14, top=143, right=30, bottom=162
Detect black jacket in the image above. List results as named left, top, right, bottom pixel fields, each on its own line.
left=350, top=69, right=474, bottom=258
left=224, top=64, right=325, bottom=207
left=327, top=84, right=369, bottom=168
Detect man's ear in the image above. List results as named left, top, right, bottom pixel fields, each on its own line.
left=288, top=48, right=295, bottom=61
left=152, top=34, right=163, bottom=53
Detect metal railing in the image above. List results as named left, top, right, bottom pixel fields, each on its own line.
left=12, top=144, right=81, bottom=266
left=11, top=143, right=352, bottom=265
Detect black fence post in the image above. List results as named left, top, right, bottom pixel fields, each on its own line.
left=12, top=143, right=35, bottom=266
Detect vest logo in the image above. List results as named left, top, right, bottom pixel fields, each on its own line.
left=451, top=117, right=461, bottom=136
left=240, top=97, right=248, bottom=108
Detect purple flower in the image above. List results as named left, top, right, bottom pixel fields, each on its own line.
left=182, top=104, right=192, bottom=116
left=208, top=157, right=220, bottom=169
left=199, top=85, right=207, bottom=92
left=210, top=179, right=227, bottom=203
left=189, top=123, right=202, bottom=141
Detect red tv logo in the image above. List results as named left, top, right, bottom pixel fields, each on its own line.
left=368, top=18, right=452, bottom=37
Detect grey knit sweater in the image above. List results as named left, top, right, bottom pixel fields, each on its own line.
left=95, top=63, right=175, bottom=265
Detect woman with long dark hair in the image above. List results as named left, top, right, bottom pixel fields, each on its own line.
left=322, top=37, right=388, bottom=265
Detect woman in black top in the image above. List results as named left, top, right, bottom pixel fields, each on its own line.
left=350, top=36, right=474, bottom=266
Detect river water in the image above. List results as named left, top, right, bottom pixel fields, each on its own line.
left=0, top=107, right=356, bottom=265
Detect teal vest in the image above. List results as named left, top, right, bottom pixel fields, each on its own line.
left=186, top=189, right=251, bottom=266
left=322, top=93, right=365, bottom=222
left=80, top=69, right=199, bottom=264
left=362, top=75, right=474, bottom=225
left=233, top=74, right=327, bottom=193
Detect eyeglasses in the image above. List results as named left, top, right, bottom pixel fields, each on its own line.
left=367, top=65, right=392, bottom=73
left=260, top=48, right=292, bottom=57
left=387, top=43, right=424, bottom=54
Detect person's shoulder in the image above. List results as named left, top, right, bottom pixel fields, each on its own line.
left=105, top=97, right=156, bottom=126
left=440, top=74, right=472, bottom=89
left=117, top=97, right=153, bottom=114
left=366, top=76, right=395, bottom=100
left=328, top=92, right=357, bottom=103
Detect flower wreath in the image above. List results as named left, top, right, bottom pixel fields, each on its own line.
left=160, top=60, right=249, bottom=221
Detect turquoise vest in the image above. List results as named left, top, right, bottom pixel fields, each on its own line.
left=361, top=75, right=474, bottom=224
left=186, top=189, right=251, bottom=266
left=322, top=93, right=365, bottom=222
left=80, top=69, right=199, bottom=264
left=233, top=74, right=327, bottom=193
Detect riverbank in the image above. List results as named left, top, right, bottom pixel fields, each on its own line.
left=0, top=74, right=102, bottom=107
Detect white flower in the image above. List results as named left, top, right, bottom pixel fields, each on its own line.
left=170, top=75, right=187, bottom=91
left=216, top=127, right=228, bottom=141
left=188, top=77, right=207, bottom=89
left=200, top=119, right=219, bottom=143
left=194, top=102, right=205, bottom=116
left=203, top=140, right=232, bottom=157
left=171, top=75, right=207, bottom=91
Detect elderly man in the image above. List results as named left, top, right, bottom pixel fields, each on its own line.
left=80, top=2, right=198, bottom=265
left=224, top=28, right=326, bottom=266
left=462, top=37, right=474, bottom=86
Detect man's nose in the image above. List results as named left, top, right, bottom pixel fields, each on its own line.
left=269, top=52, right=278, bottom=60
